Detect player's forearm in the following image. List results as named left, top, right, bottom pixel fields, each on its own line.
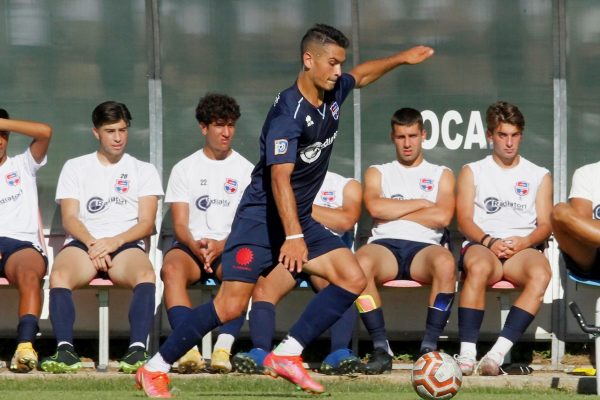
left=366, top=198, right=431, bottom=221
left=312, top=205, right=356, bottom=233
left=403, top=206, right=453, bottom=230
left=350, top=53, right=408, bottom=89
left=457, top=218, right=487, bottom=243
left=173, top=223, right=196, bottom=249
left=524, top=223, right=553, bottom=247
left=63, top=216, right=95, bottom=246
left=272, top=177, right=302, bottom=236
left=0, top=118, right=52, bottom=140
left=113, top=218, right=155, bottom=246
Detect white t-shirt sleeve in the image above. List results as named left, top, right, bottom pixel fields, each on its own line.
left=138, top=162, right=164, bottom=198
left=164, top=163, right=188, bottom=203
left=23, top=147, right=47, bottom=175
left=55, top=160, right=79, bottom=203
left=569, top=165, right=592, bottom=201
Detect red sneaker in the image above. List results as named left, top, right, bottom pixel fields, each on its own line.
left=135, top=365, right=172, bottom=398
left=263, top=352, right=325, bottom=394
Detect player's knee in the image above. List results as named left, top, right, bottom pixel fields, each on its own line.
left=463, top=262, right=493, bottom=285
left=215, top=299, right=246, bottom=322
left=160, top=262, right=186, bottom=284
left=16, top=269, right=44, bottom=289
left=49, top=269, right=70, bottom=288
left=136, top=268, right=156, bottom=284
left=342, top=269, right=367, bottom=294
left=432, top=256, right=456, bottom=283
left=528, top=268, right=552, bottom=295
left=355, top=254, right=376, bottom=280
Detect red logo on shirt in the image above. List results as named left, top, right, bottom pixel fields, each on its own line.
left=235, top=247, right=254, bottom=266
left=224, top=178, right=238, bottom=194
left=420, top=178, right=434, bottom=192
left=115, top=179, right=129, bottom=194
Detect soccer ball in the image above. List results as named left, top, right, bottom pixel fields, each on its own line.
left=411, top=351, right=462, bottom=400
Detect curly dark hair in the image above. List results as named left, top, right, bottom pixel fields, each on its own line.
left=195, top=93, right=241, bottom=125
left=300, top=24, right=349, bottom=59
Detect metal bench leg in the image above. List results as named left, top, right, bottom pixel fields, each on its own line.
left=201, top=288, right=213, bottom=360
left=498, top=293, right=511, bottom=364
left=98, top=287, right=109, bottom=372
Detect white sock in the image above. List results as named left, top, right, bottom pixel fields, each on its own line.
left=459, top=342, right=477, bottom=358
left=488, top=336, right=513, bottom=364
left=129, top=342, right=145, bottom=349
left=57, top=341, right=73, bottom=348
left=144, top=352, right=171, bottom=373
left=273, top=335, right=304, bottom=356
left=214, top=334, right=235, bottom=353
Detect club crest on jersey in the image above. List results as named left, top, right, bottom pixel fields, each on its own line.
left=274, top=139, right=288, bottom=155
left=224, top=178, right=238, bottom=194
left=5, top=171, right=20, bottom=186
left=114, top=179, right=129, bottom=194
left=420, top=178, right=434, bottom=192
left=305, top=115, right=314, bottom=127
left=330, top=102, right=339, bottom=120
left=515, top=181, right=529, bottom=196
left=321, top=191, right=336, bottom=203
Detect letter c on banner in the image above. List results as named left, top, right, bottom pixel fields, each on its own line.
left=422, top=110, right=439, bottom=150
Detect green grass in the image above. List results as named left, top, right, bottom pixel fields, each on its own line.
left=0, top=375, right=585, bottom=400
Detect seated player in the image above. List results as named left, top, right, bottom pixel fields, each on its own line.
left=40, top=101, right=163, bottom=373
left=228, top=170, right=362, bottom=375
left=160, top=93, right=253, bottom=373
left=354, top=108, right=456, bottom=374
left=0, top=109, right=52, bottom=372
left=455, top=101, right=552, bottom=376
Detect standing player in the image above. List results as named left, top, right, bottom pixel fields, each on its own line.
left=354, top=108, right=456, bottom=374
left=40, top=101, right=163, bottom=373
left=454, top=101, right=552, bottom=376
left=0, top=110, right=52, bottom=372
left=229, top=170, right=362, bottom=376
left=551, top=162, right=600, bottom=279
left=136, top=23, right=433, bottom=397
left=160, top=93, right=253, bottom=374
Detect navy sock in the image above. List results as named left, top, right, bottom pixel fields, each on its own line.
left=167, top=305, right=192, bottom=330
left=458, top=307, right=485, bottom=343
left=129, top=283, right=156, bottom=345
left=499, top=306, right=535, bottom=343
left=289, top=284, right=358, bottom=348
left=159, top=300, right=222, bottom=364
left=329, top=303, right=358, bottom=352
left=219, top=313, right=246, bottom=337
left=17, top=314, right=39, bottom=343
left=49, top=288, right=75, bottom=344
left=249, top=301, right=276, bottom=350
left=421, top=307, right=451, bottom=351
left=360, top=308, right=388, bottom=351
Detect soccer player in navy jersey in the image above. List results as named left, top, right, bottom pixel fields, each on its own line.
left=136, top=23, right=433, bottom=397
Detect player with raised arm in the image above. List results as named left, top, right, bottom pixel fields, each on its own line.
left=0, top=109, right=52, bottom=372
left=40, top=101, right=163, bottom=374
left=454, top=101, right=552, bottom=376
left=354, top=108, right=456, bottom=374
left=135, top=24, right=433, bottom=398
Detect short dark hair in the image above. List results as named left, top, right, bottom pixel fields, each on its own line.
left=92, top=101, right=132, bottom=128
left=486, top=101, right=524, bottom=132
left=391, top=108, right=423, bottom=131
left=195, top=93, right=240, bottom=125
left=300, top=24, right=349, bottom=58
left=0, top=108, right=9, bottom=119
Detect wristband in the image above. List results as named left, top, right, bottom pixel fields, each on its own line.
left=487, top=237, right=499, bottom=249
left=480, top=234, right=490, bottom=245
left=286, top=234, right=304, bottom=240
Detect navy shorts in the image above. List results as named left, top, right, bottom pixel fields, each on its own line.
left=222, top=217, right=346, bottom=284
left=369, top=238, right=434, bottom=280
left=63, top=240, right=145, bottom=279
left=165, top=241, right=221, bottom=284
left=0, top=236, right=48, bottom=277
left=459, top=240, right=546, bottom=272
left=562, top=249, right=600, bottom=280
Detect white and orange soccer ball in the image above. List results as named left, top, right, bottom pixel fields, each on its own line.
left=411, top=351, right=462, bottom=400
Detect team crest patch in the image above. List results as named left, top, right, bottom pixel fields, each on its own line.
left=5, top=171, right=20, bottom=186
left=330, top=102, right=339, bottom=120
left=420, top=178, right=434, bottom=192
left=115, top=179, right=129, bottom=194
left=235, top=247, right=254, bottom=266
left=321, top=190, right=336, bottom=203
left=274, top=139, right=288, bottom=155
left=515, top=181, right=529, bottom=196
left=224, top=178, right=238, bottom=194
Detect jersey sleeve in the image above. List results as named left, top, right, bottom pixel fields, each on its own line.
left=264, top=114, right=303, bottom=166
left=335, top=73, right=356, bottom=105
left=139, top=163, right=164, bottom=198
left=15, top=148, right=47, bottom=177
left=55, top=160, right=79, bottom=203
left=164, top=162, right=188, bottom=203
left=569, top=165, right=592, bottom=201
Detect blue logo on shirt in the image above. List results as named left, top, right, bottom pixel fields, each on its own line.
left=196, top=195, right=211, bottom=211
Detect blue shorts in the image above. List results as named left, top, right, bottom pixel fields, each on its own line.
left=165, top=241, right=221, bottom=284
left=563, top=249, right=600, bottom=280
left=0, top=236, right=48, bottom=277
left=221, top=217, right=346, bottom=283
left=369, top=238, right=434, bottom=280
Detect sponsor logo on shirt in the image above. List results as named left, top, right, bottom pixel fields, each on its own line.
left=305, top=115, right=314, bottom=127
left=330, top=101, right=340, bottom=120
left=86, top=196, right=127, bottom=213
left=299, top=130, right=337, bottom=164
left=5, top=171, right=20, bottom=186
left=273, top=93, right=280, bottom=106
left=224, top=178, right=238, bottom=194
left=195, top=195, right=231, bottom=211
left=391, top=194, right=404, bottom=200
left=594, top=205, right=600, bottom=220
left=115, top=179, right=129, bottom=194
left=321, top=191, right=336, bottom=203
left=514, top=181, right=529, bottom=197
left=484, top=197, right=527, bottom=214
left=274, top=139, right=288, bottom=155
left=420, top=178, right=434, bottom=192
left=0, top=190, right=23, bottom=205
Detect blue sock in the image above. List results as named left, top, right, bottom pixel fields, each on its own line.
left=129, top=283, right=155, bottom=346
left=17, top=314, right=39, bottom=343
left=49, top=288, right=75, bottom=344
left=360, top=308, right=388, bottom=351
left=219, top=313, right=245, bottom=337
left=249, top=301, right=276, bottom=350
left=329, top=303, right=358, bottom=352
left=499, top=306, right=535, bottom=343
left=288, top=284, right=358, bottom=348
left=167, top=305, right=192, bottom=329
left=458, top=307, right=485, bottom=343
left=159, top=300, right=222, bottom=364
left=421, top=307, right=451, bottom=351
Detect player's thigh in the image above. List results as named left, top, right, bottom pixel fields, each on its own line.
left=4, top=248, right=46, bottom=287
left=252, top=263, right=296, bottom=303
left=410, top=245, right=455, bottom=284
left=303, top=247, right=365, bottom=286
left=50, top=247, right=98, bottom=289
left=161, top=248, right=202, bottom=285
left=109, top=248, right=156, bottom=288
left=462, top=245, right=503, bottom=284
left=354, top=243, right=398, bottom=283
left=503, top=249, right=551, bottom=287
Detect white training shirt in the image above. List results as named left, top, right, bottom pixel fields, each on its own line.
left=165, top=149, right=254, bottom=241
left=55, top=152, right=163, bottom=245
left=313, top=171, right=356, bottom=236
left=569, top=161, right=600, bottom=220
left=468, top=155, right=549, bottom=239
left=0, top=148, right=46, bottom=246
left=368, top=159, right=448, bottom=245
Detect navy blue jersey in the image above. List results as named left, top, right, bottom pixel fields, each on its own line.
left=238, top=73, right=356, bottom=224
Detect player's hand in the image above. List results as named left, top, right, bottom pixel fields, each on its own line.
left=500, top=236, right=529, bottom=259
left=201, top=238, right=225, bottom=273
left=400, top=46, right=434, bottom=65
left=190, top=240, right=208, bottom=266
left=88, top=237, right=122, bottom=259
left=489, top=238, right=510, bottom=260
left=279, top=237, right=308, bottom=273
left=91, top=254, right=112, bottom=272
